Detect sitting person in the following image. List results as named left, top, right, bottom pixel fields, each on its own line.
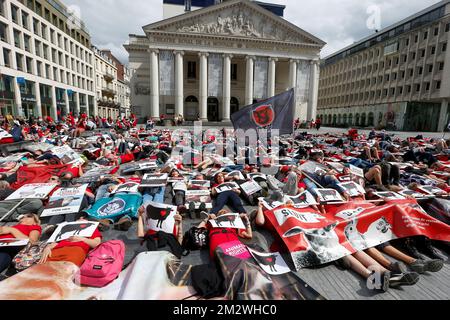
left=39, top=216, right=102, bottom=267
left=0, top=213, right=41, bottom=276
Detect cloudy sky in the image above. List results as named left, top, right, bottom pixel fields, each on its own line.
left=63, top=0, right=440, bottom=65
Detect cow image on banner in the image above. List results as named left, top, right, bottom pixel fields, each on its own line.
left=248, top=248, right=291, bottom=276
left=6, top=183, right=57, bottom=201
left=47, top=221, right=99, bottom=243
left=287, top=190, right=318, bottom=208
left=144, top=201, right=177, bottom=234
left=338, top=182, right=366, bottom=197
left=215, top=182, right=240, bottom=194
left=209, top=213, right=246, bottom=230
left=316, top=189, right=344, bottom=203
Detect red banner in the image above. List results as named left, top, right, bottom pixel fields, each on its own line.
left=11, top=164, right=71, bottom=189
left=264, top=199, right=450, bottom=270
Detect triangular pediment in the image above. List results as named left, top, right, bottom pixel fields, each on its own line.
left=143, top=0, right=325, bottom=46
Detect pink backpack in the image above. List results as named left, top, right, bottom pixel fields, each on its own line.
left=76, top=240, right=125, bottom=288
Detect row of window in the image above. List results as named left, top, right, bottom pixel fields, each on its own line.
left=2, top=0, right=90, bottom=47
left=320, top=61, right=445, bottom=97
left=0, top=0, right=93, bottom=63
left=186, top=61, right=239, bottom=80
left=324, top=20, right=449, bottom=75
left=317, top=112, right=378, bottom=127
left=2, top=46, right=94, bottom=91
left=321, top=42, right=447, bottom=87
left=319, top=80, right=442, bottom=107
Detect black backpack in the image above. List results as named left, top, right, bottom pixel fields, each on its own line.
left=182, top=227, right=209, bottom=250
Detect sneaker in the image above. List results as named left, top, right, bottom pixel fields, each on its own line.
left=418, top=238, right=447, bottom=261
left=42, top=224, right=57, bottom=236
left=198, top=202, right=207, bottom=213
left=389, top=261, right=409, bottom=274
left=115, top=216, right=133, bottom=231
left=368, top=271, right=390, bottom=292
left=188, top=202, right=196, bottom=219
left=98, top=219, right=112, bottom=232
left=388, top=272, right=420, bottom=288
left=411, top=259, right=444, bottom=273
left=401, top=238, right=428, bottom=260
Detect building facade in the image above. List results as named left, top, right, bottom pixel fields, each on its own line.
left=0, top=0, right=96, bottom=119
left=93, top=46, right=120, bottom=119
left=101, top=49, right=131, bottom=118
left=125, top=0, right=325, bottom=123
left=318, top=0, right=450, bottom=132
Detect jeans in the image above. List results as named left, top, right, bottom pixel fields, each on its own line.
left=305, top=173, right=346, bottom=196
left=211, top=191, right=246, bottom=214
left=223, top=165, right=245, bottom=173
left=0, top=247, right=20, bottom=273
left=95, top=183, right=115, bottom=202
left=143, top=187, right=166, bottom=205
left=349, top=158, right=374, bottom=170
left=173, top=190, right=185, bottom=206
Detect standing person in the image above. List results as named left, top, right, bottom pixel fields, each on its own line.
left=315, top=117, right=321, bottom=130
left=310, top=119, right=316, bottom=129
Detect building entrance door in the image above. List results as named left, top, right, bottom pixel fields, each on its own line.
left=207, top=97, right=219, bottom=122
left=185, top=96, right=199, bottom=121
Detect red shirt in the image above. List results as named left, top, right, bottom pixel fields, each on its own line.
left=54, top=228, right=102, bottom=254
left=120, top=153, right=135, bottom=164
left=207, top=226, right=240, bottom=259
left=0, top=224, right=42, bottom=240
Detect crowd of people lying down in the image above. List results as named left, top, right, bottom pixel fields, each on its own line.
left=0, top=114, right=449, bottom=297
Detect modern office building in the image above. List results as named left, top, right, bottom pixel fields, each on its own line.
left=318, top=0, right=450, bottom=132
left=0, top=0, right=96, bottom=119
left=93, top=46, right=119, bottom=119
left=125, top=0, right=325, bottom=122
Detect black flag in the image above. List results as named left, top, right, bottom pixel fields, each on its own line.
left=231, top=89, right=295, bottom=135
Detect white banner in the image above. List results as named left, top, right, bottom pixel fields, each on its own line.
left=254, top=58, right=268, bottom=100
left=296, top=60, right=311, bottom=104
left=208, top=54, right=223, bottom=97
left=159, top=50, right=174, bottom=96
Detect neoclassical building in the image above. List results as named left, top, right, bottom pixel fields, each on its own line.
left=125, top=0, right=325, bottom=123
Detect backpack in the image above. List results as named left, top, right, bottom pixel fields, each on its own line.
left=182, top=227, right=209, bottom=251
left=76, top=240, right=125, bottom=288
left=12, top=241, right=48, bottom=271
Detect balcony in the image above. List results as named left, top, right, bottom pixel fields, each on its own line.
left=101, top=86, right=116, bottom=98
left=103, top=72, right=115, bottom=82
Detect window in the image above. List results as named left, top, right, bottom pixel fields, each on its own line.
left=35, top=1, right=42, bottom=16
left=409, top=69, right=414, bottom=77
left=431, top=46, right=436, bottom=54
left=43, top=44, right=48, bottom=59
left=401, top=71, right=405, bottom=79
left=399, top=86, right=403, bottom=94
left=187, top=61, right=196, bottom=79
left=24, top=34, right=31, bottom=52
left=390, top=88, right=395, bottom=95
left=446, top=23, right=450, bottom=32
left=421, top=49, right=425, bottom=58
left=0, top=0, right=4, bottom=16
left=423, top=31, right=428, bottom=40
left=434, top=27, right=439, bottom=36
left=439, top=62, right=444, bottom=70
left=428, top=65, right=433, bottom=73
left=16, top=53, right=23, bottom=71
left=33, top=18, right=39, bottom=36
left=418, top=67, right=423, bottom=75
left=0, top=21, right=7, bottom=42
left=26, top=56, right=33, bottom=73
left=425, top=82, right=430, bottom=91
left=393, top=73, right=397, bottom=80
left=11, top=4, right=18, bottom=23
left=36, top=61, right=42, bottom=76
left=442, top=42, right=447, bottom=52
left=3, top=48, right=11, bottom=67
left=407, top=85, right=411, bottom=93
left=13, top=29, right=21, bottom=48
left=436, top=81, right=441, bottom=89
left=415, top=34, right=419, bottom=43
left=412, top=52, right=416, bottom=59
left=405, top=38, right=409, bottom=46
left=41, top=24, right=47, bottom=40
left=22, top=12, right=29, bottom=29
left=416, top=84, right=420, bottom=92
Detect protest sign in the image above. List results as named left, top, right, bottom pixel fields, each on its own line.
left=215, top=182, right=240, bottom=194
left=6, top=183, right=56, bottom=200
left=248, top=248, right=291, bottom=276
left=239, top=180, right=262, bottom=196
left=47, top=221, right=99, bottom=243
left=209, top=213, right=246, bottom=230
left=41, top=184, right=88, bottom=217
left=140, top=173, right=168, bottom=187
left=185, top=190, right=212, bottom=209
left=144, top=201, right=177, bottom=234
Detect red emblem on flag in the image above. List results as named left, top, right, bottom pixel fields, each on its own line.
left=252, top=104, right=274, bottom=127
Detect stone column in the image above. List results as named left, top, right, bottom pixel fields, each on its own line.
left=268, top=57, right=278, bottom=98
left=13, top=79, right=22, bottom=117
left=308, top=60, right=320, bottom=121
left=245, top=56, right=255, bottom=106
left=288, top=59, right=298, bottom=90
left=174, top=50, right=184, bottom=118
left=85, top=94, right=90, bottom=116
left=34, top=82, right=42, bottom=118
left=222, top=54, right=233, bottom=121
left=150, top=49, right=160, bottom=120
left=63, top=89, right=69, bottom=116
left=199, top=52, right=209, bottom=121
left=438, top=99, right=449, bottom=132
left=75, top=91, right=80, bottom=116
left=51, top=86, right=57, bottom=120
